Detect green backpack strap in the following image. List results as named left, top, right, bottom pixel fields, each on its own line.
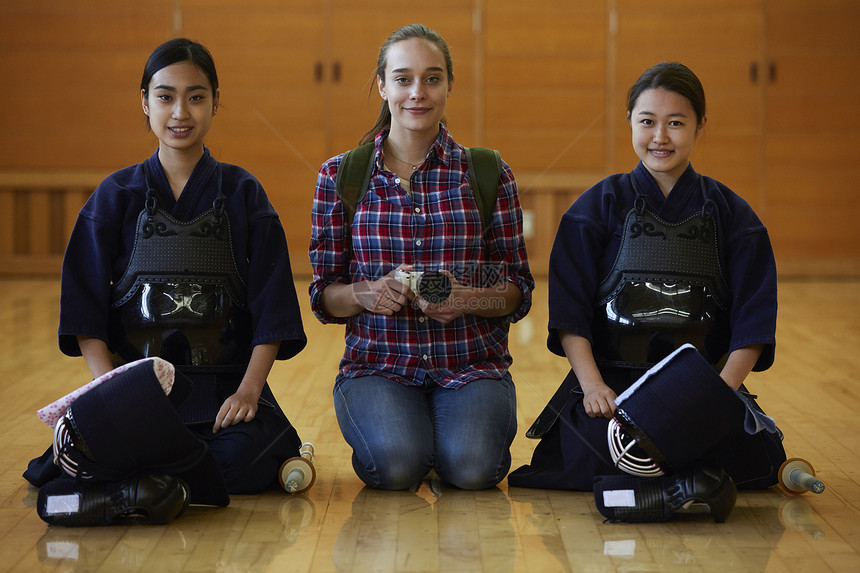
left=335, top=142, right=376, bottom=225
left=464, top=147, right=503, bottom=234
left=335, top=143, right=502, bottom=236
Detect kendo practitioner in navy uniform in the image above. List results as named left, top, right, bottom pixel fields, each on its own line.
left=24, top=39, right=307, bottom=525
left=508, top=62, right=786, bottom=521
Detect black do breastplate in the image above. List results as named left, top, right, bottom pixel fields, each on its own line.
left=592, top=179, right=731, bottom=368
left=109, top=165, right=250, bottom=368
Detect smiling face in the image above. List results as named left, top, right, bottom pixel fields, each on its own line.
left=628, top=87, right=705, bottom=195
left=377, top=37, right=452, bottom=141
left=141, top=60, right=219, bottom=158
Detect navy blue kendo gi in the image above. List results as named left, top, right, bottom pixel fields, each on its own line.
left=54, top=149, right=307, bottom=494
left=509, top=162, right=785, bottom=491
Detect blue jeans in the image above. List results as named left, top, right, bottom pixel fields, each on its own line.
left=333, top=374, right=517, bottom=491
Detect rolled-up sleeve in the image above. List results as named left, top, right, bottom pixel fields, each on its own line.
left=484, top=159, right=534, bottom=323
left=308, top=155, right=351, bottom=325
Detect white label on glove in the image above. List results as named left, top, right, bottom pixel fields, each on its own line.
left=603, top=489, right=636, bottom=507
left=45, top=493, right=81, bottom=515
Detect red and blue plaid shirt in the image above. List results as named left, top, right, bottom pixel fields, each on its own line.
left=309, top=126, right=534, bottom=389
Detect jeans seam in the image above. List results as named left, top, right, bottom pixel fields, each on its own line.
left=334, top=381, right=380, bottom=487
left=493, top=376, right=516, bottom=483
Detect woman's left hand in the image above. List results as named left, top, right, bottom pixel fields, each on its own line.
left=416, top=271, right=466, bottom=324
left=213, top=389, right=259, bottom=433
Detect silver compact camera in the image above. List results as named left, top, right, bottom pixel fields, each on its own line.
left=394, top=269, right=452, bottom=303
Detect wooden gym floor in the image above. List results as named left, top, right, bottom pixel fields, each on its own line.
left=1, top=277, right=859, bottom=572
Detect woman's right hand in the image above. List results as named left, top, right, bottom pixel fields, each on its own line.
left=351, top=267, right=415, bottom=315
left=320, top=266, right=416, bottom=318
left=559, top=331, right=617, bottom=419
left=582, top=383, right=618, bottom=419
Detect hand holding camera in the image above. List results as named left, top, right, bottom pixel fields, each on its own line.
left=394, top=269, right=452, bottom=304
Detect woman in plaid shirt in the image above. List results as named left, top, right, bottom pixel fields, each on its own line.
left=309, top=24, right=534, bottom=491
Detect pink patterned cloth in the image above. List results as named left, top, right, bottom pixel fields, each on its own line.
left=37, top=357, right=175, bottom=428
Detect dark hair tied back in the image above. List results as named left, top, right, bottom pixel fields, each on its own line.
left=627, top=62, right=706, bottom=126
left=140, top=38, right=219, bottom=96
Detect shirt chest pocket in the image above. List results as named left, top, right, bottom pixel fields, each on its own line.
left=425, top=183, right=483, bottom=253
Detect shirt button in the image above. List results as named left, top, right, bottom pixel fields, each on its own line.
left=395, top=178, right=401, bottom=184
left=419, top=317, right=425, bottom=323
left=414, top=207, right=421, bottom=213
left=416, top=239, right=422, bottom=246
left=422, top=354, right=429, bottom=360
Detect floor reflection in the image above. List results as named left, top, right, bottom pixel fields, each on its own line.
left=507, top=486, right=795, bottom=571
left=281, top=496, right=316, bottom=546
left=34, top=492, right=318, bottom=572
left=333, top=481, right=516, bottom=572
left=23, top=473, right=843, bottom=572
left=779, top=497, right=826, bottom=541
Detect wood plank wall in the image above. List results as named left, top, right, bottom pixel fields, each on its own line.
left=1, top=0, right=859, bottom=277
left=0, top=174, right=101, bottom=275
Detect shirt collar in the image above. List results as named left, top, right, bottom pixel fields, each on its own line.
left=373, top=124, right=454, bottom=170
left=632, top=161, right=698, bottom=202
left=144, top=147, right=217, bottom=212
